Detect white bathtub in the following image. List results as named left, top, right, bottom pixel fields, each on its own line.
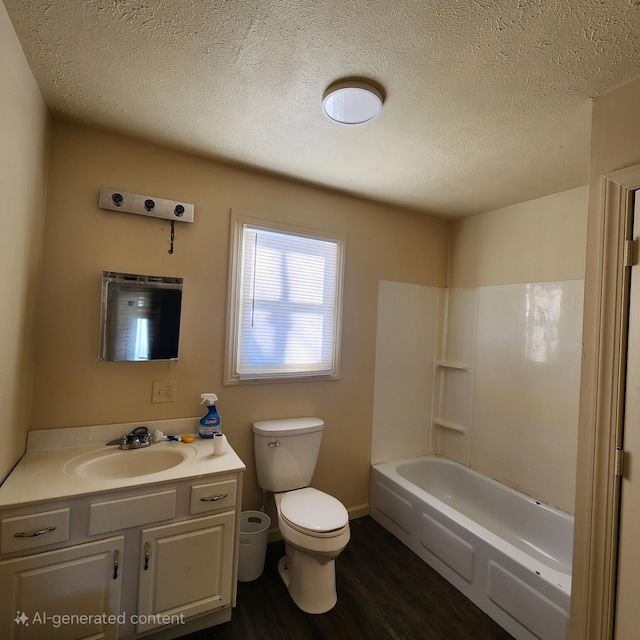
left=369, top=456, right=573, bottom=640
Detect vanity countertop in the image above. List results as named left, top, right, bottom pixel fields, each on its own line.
left=0, top=418, right=246, bottom=509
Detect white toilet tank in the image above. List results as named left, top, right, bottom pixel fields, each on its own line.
left=253, top=417, right=324, bottom=492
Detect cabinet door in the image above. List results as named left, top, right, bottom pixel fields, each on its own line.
left=0, top=536, right=124, bottom=640
left=137, top=511, right=235, bottom=633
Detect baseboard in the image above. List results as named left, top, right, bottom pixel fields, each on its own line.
left=348, top=503, right=370, bottom=519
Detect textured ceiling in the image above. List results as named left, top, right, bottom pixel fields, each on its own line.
left=5, top=0, right=640, bottom=218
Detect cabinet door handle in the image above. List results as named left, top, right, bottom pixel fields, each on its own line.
left=113, top=549, right=119, bottom=580
left=200, top=493, right=228, bottom=502
left=144, top=541, right=150, bottom=570
left=14, top=526, right=56, bottom=538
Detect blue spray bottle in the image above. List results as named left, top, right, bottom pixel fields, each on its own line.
left=199, top=393, right=221, bottom=438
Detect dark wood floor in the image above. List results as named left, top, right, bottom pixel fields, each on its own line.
left=184, top=516, right=514, bottom=640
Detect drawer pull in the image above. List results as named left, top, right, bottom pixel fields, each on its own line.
left=144, top=541, right=150, bottom=570
left=113, top=549, right=119, bottom=579
left=14, top=526, right=57, bottom=538
left=200, top=493, right=229, bottom=502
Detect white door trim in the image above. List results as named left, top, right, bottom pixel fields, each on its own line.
left=571, top=164, right=640, bottom=639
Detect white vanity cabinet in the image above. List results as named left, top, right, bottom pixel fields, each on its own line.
left=137, top=511, right=234, bottom=633
left=0, top=535, right=123, bottom=640
left=136, top=477, right=238, bottom=635
left=0, top=470, right=243, bottom=640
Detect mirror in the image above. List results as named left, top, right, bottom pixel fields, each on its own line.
left=99, top=272, right=183, bottom=362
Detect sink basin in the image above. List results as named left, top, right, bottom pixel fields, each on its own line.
left=64, top=444, right=196, bottom=480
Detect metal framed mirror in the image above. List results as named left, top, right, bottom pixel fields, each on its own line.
left=99, top=271, right=183, bottom=362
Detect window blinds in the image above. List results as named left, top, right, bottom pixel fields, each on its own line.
left=237, top=225, right=339, bottom=378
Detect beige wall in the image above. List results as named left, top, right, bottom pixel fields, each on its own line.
left=33, top=120, right=449, bottom=512
left=449, top=185, right=588, bottom=287
left=0, top=3, right=49, bottom=481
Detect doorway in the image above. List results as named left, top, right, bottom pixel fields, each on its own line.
left=614, top=191, right=640, bottom=638
left=571, top=166, right=640, bottom=639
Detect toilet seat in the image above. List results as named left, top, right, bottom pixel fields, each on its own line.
left=279, top=488, right=348, bottom=538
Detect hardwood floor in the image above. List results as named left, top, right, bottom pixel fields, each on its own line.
left=185, top=516, right=514, bottom=640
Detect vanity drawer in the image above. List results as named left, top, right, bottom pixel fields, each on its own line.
left=89, top=489, right=176, bottom=535
left=1, top=508, right=70, bottom=554
left=189, top=479, right=236, bottom=515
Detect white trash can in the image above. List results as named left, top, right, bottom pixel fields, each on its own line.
left=238, top=510, right=271, bottom=582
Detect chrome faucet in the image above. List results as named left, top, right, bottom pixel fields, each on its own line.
left=119, top=426, right=151, bottom=450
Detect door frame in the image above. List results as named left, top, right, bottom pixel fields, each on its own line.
left=570, top=164, right=640, bottom=639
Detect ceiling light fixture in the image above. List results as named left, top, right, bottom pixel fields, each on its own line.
left=322, top=80, right=383, bottom=125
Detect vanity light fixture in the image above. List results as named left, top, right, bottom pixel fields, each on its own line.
left=321, top=80, right=383, bottom=125
left=98, top=188, right=194, bottom=254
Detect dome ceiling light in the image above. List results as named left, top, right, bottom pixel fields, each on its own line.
left=322, top=80, right=383, bottom=125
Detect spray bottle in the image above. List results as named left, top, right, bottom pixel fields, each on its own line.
left=199, top=393, right=221, bottom=438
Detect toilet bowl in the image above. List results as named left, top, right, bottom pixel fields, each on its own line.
left=274, top=488, right=350, bottom=614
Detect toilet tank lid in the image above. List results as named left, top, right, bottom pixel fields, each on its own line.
left=253, top=417, right=324, bottom=436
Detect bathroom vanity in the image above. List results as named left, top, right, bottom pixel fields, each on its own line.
left=0, top=419, right=245, bottom=640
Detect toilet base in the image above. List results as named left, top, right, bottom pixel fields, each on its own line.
left=277, top=543, right=337, bottom=614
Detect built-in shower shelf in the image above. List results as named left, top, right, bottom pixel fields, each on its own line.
left=433, top=417, right=467, bottom=433
left=436, top=360, right=469, bottom=370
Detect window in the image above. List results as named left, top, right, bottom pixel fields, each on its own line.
left=226, top=210, right=345, bottom=382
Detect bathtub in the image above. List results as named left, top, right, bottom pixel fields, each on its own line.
left=369, top=456, right=573, bottom=640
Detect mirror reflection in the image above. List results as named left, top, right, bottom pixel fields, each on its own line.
left=99, top=272, right=183, bottom=362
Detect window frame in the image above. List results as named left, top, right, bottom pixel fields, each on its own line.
left=225, top=209, right=345, bottom=384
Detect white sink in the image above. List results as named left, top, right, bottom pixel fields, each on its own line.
left=64, top=444, right=196, bottom=480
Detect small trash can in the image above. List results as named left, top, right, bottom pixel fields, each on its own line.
left=238, top=510, right=271, bottom=582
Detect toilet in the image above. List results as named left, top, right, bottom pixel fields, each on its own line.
left=253, top=417, right=350, bottom=614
